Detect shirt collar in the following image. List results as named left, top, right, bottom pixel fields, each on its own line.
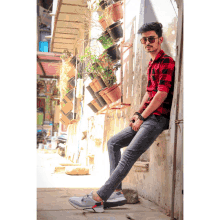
left=149, top=49, right=165, bottom=63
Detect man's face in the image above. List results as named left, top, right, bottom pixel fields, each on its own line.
left=141, top=31, right=163, bottom=53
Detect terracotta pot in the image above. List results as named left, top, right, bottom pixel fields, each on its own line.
left=88, top=102, right=98, bottom=113
left=61, top=102, right=73, bottom=115
left=95, top=91, right=107, bottom=107
left=86, top=85, right=96, bottom=98
left=93, top=78, right=103, bottom=91
left=91, top=99, right=102, bottom=111
left=108, top=1, right=123, bottom=22
left=90, top=81, right=99, bottom=93
left=66, top=67, right=75, bottom=78
left=65, top=89, right=74, bottom=102
left=103, top=8, right=115, bottom=27
left=99, top=88, right=112, bottom=104
left=66, top=112, right=74, bottom=120
left=96, top=76, right=106, bottom=89
left=98, top=17, right=108, bottom=30
left=68, top=77, right=75, bottom=88
left=106, top=84, right=121, bottom=102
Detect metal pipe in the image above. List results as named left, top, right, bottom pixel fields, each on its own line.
left=171, top=5, right=183, bottom=219
left=120, top=0, right=126, bottom=103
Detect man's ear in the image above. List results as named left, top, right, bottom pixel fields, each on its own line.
left=159, top=36, right=163, bottom=44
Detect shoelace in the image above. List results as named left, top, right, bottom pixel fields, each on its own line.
left=81, top=194, right=90, bottom=202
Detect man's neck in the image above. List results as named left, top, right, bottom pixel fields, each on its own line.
left=150, top=48, right=161, bottom=61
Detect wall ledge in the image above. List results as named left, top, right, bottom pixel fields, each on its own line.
left=134, top=161, right=149, bottom=172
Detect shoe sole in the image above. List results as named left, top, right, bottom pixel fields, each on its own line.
left=68, top=200, right=104, bottom=213
left=104, top=199, right=127, bottom=209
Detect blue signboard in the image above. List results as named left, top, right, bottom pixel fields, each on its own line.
left=39, top=41, right=48, bottom=52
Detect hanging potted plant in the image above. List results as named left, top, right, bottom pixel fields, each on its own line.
left=88, top=102, right=98, bottom=113
left=108, top=1, right=123, bottom=22
left=92, top=78, right=103, bottom=91
left=98, top=15, right=108, bottom=30
left=69, top=56, right=80, bottom=68
left=99, top=88, right=113, bottom=105
left=96, top=75, right=106, bottom=89
left=91, top=99, right=102, bottom=111
left=97, top=30, right=114, bottom=49
left=79, top=48, right=100, bottom=80
left=106, top=44, right=121, bottom=62
left=86, top=85, right=96, bottom=98
left=106, top=20, right=123, bottom=41
left=99, top=68, right=121, bottom=103
left=103, top=6, right=115, bottom=27
left=101, top=68, right=117, bottom=87
left=98, top=51, right=114, bottom=69
left=65, top=89, right=74, bottom=102
left=89, top=80, right=99, bottom=93
left=68, top=77, right=75, bottom=88
left=94, top=91, right=107, bottom=107
left=66, top=66, right=76, bottom=78
left=99, top=0, right=108, bottom=10
left=105, top=83, right=121, bottom=102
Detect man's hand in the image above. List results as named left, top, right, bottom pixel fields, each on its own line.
left=132, top=119, right=143, bottom=132
left=129, top=114, right=139, bottom=127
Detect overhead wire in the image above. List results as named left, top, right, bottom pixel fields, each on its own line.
left=170, top=0, right=178, bottom=18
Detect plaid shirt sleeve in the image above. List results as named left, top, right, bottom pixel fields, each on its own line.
left=158, top=57, right=175, bottom=93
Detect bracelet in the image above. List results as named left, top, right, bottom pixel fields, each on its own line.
left=133, top=112, right=146, bottom=121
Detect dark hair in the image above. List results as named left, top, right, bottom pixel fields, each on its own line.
left=137, top=22, right=163, bottom=37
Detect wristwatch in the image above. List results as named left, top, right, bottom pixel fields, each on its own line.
left=134, top=112, right=147, bottom=121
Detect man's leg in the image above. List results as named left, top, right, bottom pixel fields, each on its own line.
left=107, top=126, right=137, bottom=191
left=68, top=115, right=169, bottom=212
left=96, top=115, right=169, bottom=201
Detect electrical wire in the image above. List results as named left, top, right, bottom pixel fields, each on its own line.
left=170, top=0, right=178, bottom=18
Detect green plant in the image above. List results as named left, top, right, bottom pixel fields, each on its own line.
left=78, top=72, right=83, bottom=79
left=99, top=15, right=104, bottom=20
left=98, top=33, right=114, bottom=49
left=60, top=49, right=72, bottom=60
left=79, top=48, right=101, bottom=78
left=102, top=68, right=116, bottom=87
left=65, top=88, right=70, bottom=94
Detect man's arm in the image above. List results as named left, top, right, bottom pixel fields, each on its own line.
left=141, top=91, right=168, bottom=119
left=129, top=91, right=149, bottom=126
left=131, top=91, right=168, bottom=131
left=136, top=91, right=150, bottom=114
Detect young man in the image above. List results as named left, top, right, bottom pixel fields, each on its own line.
left=69, top=22, right=175, bottom=213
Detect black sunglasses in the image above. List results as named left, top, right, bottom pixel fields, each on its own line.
left=140, top=37, right=158, bottom=44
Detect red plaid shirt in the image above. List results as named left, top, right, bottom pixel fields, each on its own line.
left=144, top=50, right=175, bottom=119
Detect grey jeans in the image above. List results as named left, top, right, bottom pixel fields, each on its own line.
left=96, top=114, right=169, bottom=201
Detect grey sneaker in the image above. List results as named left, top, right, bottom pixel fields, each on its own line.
left=104, top=191, right=127, bottom=208
left=69, top=192, right=104, bottom=213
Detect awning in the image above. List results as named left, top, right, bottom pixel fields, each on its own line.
left=50, top=0, right=88, bottom=55
left=37, top=51, right=62, bottom=79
